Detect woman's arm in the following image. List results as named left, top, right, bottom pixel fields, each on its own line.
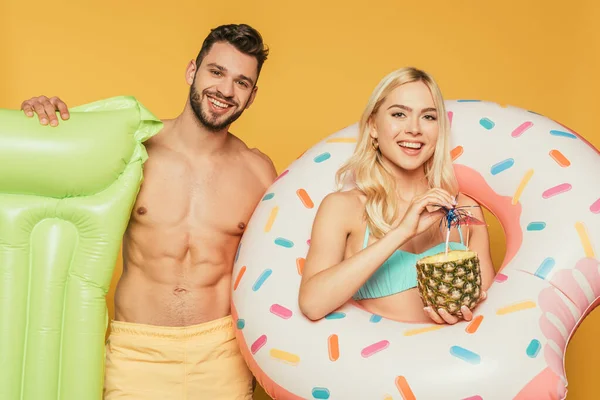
left=298, top=191, right=412, bottom=321
left=299, top=188, right=454, bottom=321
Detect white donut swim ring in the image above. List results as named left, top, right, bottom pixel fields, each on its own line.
left=231, top=100, right=600, bottom=400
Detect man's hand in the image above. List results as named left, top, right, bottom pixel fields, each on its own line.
left=21, top=96, right=70, bottom=127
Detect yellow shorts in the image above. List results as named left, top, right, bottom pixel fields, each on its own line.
left=103, top=315, right=254, bottom=400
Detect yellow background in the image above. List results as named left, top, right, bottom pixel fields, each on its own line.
left=2, top=1, right=599, bottom=398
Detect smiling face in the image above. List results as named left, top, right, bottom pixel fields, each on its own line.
left=370, top=80, right=440, bottom=173
left=188, top=42, right=259, bottom=132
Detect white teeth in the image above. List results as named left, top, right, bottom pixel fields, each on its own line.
left=399, top=142, right=423, bottom=149
left=209, top=98, right=229, bottom=109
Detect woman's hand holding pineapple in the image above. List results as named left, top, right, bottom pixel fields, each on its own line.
left=393, top=188, right=488, bottom=325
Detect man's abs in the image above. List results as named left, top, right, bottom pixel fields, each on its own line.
left=114, top=259, right=233, bottom=327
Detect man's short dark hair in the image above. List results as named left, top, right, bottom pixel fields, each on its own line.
left=195, top=24, right=269, bottom=82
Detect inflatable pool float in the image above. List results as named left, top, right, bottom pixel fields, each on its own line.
left=0, top=96, right=161, bottom=400
left=231, top=100, right=600, bottom=399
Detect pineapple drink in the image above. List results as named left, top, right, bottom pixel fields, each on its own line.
left=415, top=250, right=482, bottom=318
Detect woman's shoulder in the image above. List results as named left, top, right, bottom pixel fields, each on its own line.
left=316, top=189, right=366, bottom=223
left=321, top=188, right=366, bottom=208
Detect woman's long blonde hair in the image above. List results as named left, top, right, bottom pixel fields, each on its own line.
left=336, top=67, right=458, bottom=238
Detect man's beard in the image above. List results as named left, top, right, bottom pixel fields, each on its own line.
left=189, top=85, right=245, bottom=132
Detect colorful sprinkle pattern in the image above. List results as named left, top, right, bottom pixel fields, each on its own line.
left=511, top=121, right=533, bottom=138
left=527, top=222, right=546, bottom=231
left=535, top=258, right=556, bottom=279
left=231, top=101, right=599, bottom=399
left=361, top=340, right=390, bottom=358
left=450, top=345, right=481, bottom=365
left=490, top=158, right=515, bottom=175
left=526, top=339, right=542, bottom=358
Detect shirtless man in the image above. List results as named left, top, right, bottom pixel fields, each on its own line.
left=20, top=24, right=277, bottom=400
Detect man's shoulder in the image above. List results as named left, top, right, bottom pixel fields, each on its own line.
left=245, top=146, right=278, bottom=184
left=248, top=147, right=274, bottom=168
left=228, top=133, right=278, bottom=184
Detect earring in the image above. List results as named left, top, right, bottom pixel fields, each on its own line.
left=371, top=137, right=379, bottom=150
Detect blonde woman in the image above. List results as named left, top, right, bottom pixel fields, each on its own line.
left=298, top=67, right=496, bottom=324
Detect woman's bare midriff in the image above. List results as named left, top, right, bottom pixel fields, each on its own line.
left=356, top=289, right=432, bottom=323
